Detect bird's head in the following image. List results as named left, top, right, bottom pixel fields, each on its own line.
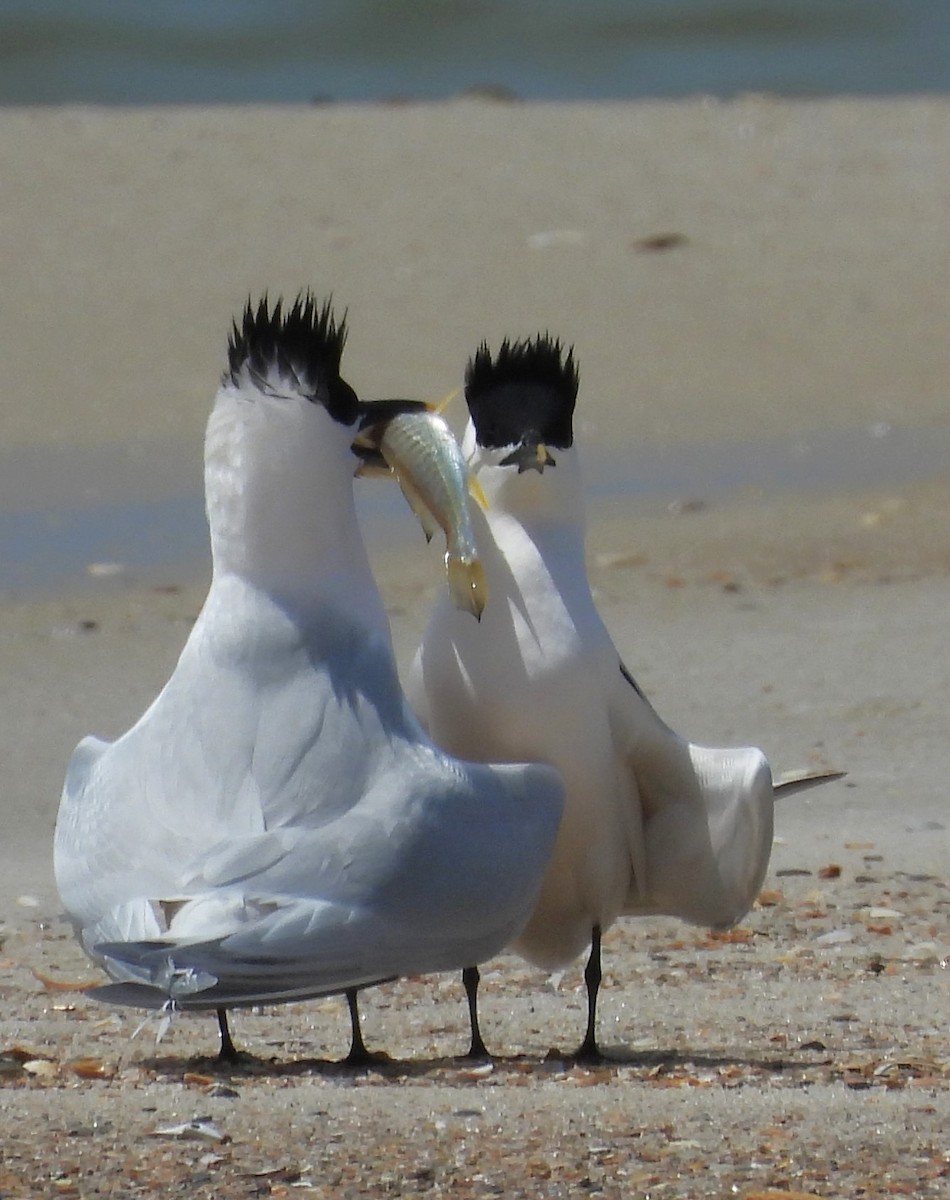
left=222, top=293, right=423, bottom=463
left=225, top=293, right=359, bottom=429
left=462, top=335, right=579, bottom=510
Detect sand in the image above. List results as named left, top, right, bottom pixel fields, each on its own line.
left=0, top=99, right=947, bottom=1196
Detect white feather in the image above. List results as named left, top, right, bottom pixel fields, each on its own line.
left=410, top=428, right=814, bottom=969
left=54, top=329, right=562, bottom=1012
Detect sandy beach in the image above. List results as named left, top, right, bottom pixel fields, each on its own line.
left=0, top=99, right=947, bottom=1196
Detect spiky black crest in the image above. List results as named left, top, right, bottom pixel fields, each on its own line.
left=225, top=293, right=360, bottom=426
left=464, top=335, right=578, bottom=451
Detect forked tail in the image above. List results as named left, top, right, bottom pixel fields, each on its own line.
left=446, top=552, right=488, bottom=620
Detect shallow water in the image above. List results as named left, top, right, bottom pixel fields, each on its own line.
left=2, top=0, right=949, bottom=105
left=2, top=420, right=947, bottom=598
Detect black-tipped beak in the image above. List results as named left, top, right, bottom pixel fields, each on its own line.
left=499, top=438, right=556, bottom=474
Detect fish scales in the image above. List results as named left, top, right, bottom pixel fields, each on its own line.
left=379, top=410, right=488, bottom=620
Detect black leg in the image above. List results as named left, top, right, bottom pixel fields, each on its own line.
left=574, top=925, right=603, bottom=1062
left=343, top=988, right=377, bottom=1066
left=216, top=1007, right=240, bottom=1061
left=462, top=965, right=489, bottom=1059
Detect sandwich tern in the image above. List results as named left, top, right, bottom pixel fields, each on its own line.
left=409, top=335, right=841, bottom=1059
left=54, top=299, right=563, bottom=1062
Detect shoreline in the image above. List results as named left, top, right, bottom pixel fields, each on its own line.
left=3, top=417, right=949, bottom=601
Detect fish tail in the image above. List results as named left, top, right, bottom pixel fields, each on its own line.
left=445, top=553, right=488, bottom=620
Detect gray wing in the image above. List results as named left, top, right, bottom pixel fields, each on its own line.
left=80, top=751, right=563, bottom=1010
left=54, top=602, right=405, bottom=934
left=56, top=584, right=563, bottom=1012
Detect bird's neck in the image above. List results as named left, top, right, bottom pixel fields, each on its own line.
left=203, top=391, right=386, bottom=627
left=473, top=452, right=591, bottom=616
left=478, top=448, right=587, bottom=560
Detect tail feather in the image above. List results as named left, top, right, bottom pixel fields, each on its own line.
left=774, top=767, right=846, bottom=798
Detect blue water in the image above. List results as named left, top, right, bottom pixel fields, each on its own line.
left=3, top=422, right=949, bottom=598
left=2, top=0, right=949, bottom=105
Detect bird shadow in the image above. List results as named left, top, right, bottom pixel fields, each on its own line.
left=139, top=1041, right=823, bottom=1082
left=580, top=1043, right=825, bottom=1074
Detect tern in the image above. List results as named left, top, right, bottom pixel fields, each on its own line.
left=54, top=298, right=563, bottom=1063
left=409, top=335, right=841, bottom=1059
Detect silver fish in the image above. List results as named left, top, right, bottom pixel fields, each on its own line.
left=356, top=405, right=488, bottom=620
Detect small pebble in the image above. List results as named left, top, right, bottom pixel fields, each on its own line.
left=903, top=941, right=942, bottom=965
left=815, top=928, right=853, bottom=946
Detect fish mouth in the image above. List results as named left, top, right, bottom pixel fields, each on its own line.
left=499, top=439, right=556, bottom=473
left=351, top=398, right=430, bottom=468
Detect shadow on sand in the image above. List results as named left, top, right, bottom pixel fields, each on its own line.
left=141, top=1040, right=830, bottom=1082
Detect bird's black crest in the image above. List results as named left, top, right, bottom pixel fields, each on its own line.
left=464, top=335, right=578, bottom=451
left=225, top=293, right=360, bottom=426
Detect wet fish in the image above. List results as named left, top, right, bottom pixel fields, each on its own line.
left=355, top=402, right=488, bottom=619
